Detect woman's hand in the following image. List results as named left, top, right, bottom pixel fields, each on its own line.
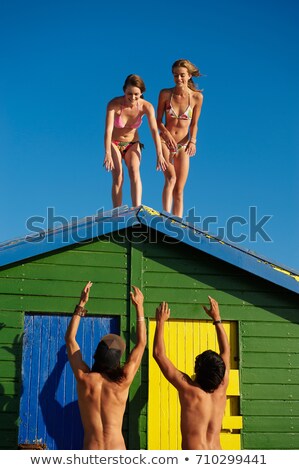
left=156, top=155, right=168, bottom=172
left=103, top=153, right=115, bottom=171
left=186, top=141, right=196, bottom=157
left=162, top=131, right=177, bottom=152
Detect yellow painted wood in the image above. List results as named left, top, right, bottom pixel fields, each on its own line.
left=222, top=416, right=243, bottom=429
left=148, top=319, right=242, bottom=450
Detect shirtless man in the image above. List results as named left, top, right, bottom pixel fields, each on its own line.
left=65, top=281, right=146, bottom=450
left=153, top=296, right=230, bottom=450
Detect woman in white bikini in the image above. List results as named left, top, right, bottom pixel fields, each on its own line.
left=103, top=74, right=167, bottom=208
left=157, top=59, right=203, bottom=218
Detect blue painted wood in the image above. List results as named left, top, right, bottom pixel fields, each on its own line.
left=19, top=314, right=119, bottom=450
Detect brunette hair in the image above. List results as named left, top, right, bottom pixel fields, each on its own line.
left=194, top=350, right=226, bottom=393
left=91, top=335, right=126, bottom=383
left=123, top=74, right=146, bottom=96
left=172, top=58, right=202, bottom=92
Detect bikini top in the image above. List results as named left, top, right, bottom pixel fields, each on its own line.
left=166, top=92, right=193, bottom=120
left=114, top=100, right=143, bottom=129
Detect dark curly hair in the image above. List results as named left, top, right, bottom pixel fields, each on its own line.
left=194, top=350, right=226, bottom=393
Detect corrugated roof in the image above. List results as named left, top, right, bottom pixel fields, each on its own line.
left=0, top=204, right=298, bottom=294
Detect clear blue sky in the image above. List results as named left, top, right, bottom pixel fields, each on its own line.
left=1, top=0, right=298, bottom=272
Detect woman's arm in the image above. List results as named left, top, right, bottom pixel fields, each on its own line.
left=186, top=92, right=203, bottom=156
left=144, top=101, right=168, bottom=171
left=103, top=101, right=116, bottom=171
left=156, top=89, right=177, bottom=151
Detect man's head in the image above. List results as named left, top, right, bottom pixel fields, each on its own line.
left=194, top=350, right=226, bottom=393
left=92, top=334, right=126, bottom=380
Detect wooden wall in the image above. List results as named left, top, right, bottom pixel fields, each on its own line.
left=0, top=227, right=298, bottom=449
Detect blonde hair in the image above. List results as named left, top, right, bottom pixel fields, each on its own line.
left=172, top=59, right=202, bottom=92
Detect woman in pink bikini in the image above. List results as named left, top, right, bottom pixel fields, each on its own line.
left=157, top=59, right=204, bottom=218
left=103, top=74, right=167, bottom=208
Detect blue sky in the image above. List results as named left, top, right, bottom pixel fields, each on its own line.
left=1, top=0, right=298, bottom=271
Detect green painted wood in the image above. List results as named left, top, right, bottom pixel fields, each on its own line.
left=0, top=311, right=23, bottom=328
left=0, top=327, right=23, bottom=344
left=242, top=352, right=299, bottom=368
left=0, top=397, right=19, bottom=413
left=76, top=238, right=129, bottom=253
left=242, top=384, right=299, bottom=400
left=0, top=264, right=127, bottom=284
left=144, top=287, right=295, bottom=308
left=0, top=362, right=20, bottom=379
left=128, top=240, right=147, bottom=450
left=242, top=432, right=299, bottom=449
left=0, top=278, right=127, bottom=298
left=0, top=294, right=127, bottom=314
left=242, top=400, right=299, bottom=416
left=242, top=337, right=299, bottom=353
left=144, top=272, right=270, bottom=292
left=244, top=416, right=299, bottom=432
left=0, top=382, right=19, bottom=395
left=33, top=250, right=128, bottom=268
left=144, top=256, right=236, bottom=275
left=143, top=302, right=298, bottom=322
left=0, top=430, right=18, bottom=449
left=242, top=368, right=299, bottom=384
left=241, top=321, right=299, bottom=337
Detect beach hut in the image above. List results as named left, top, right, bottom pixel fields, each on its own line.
left=0, top=205, right=298, bottom=450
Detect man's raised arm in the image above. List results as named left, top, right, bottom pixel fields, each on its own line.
left=122, top=286, right=147, bottom=384
left=203, top=296, right=230, bottom=373
left=65, top=281, right=93, bottom=380
left=153, top=302, right=186, bottom=388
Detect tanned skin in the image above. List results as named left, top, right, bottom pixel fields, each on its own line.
left=153, top=297, right=230, bottom=450
left=65, top=282, right=146, bottom=450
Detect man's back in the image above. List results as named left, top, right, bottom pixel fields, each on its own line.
left=77, top=372, right=129, bottom=450
left=179, top=377, right=227, bottom=450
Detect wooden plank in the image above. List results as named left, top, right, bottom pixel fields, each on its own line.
left=33, top=250, right=127, bottom=268
left=0, top=278, right=127, bottom=298
left=243, top=432, right=299, bottom=449
left=222, top=416, right=243, bottom=429
left=242, top=383, right=299, bottom=400
left=0, top=263, right=127, bottom=284
left=243, top=416, right=299, bottom=432
left=242, top=352, right=299, bottom=368
left=0, top=361, right=21, bottom=378
left=0, top=396, right=19, bottom=413
left=242, top=336, right=299, bottom=353
left=0, top=430, right=18, bottom=449
left=0, top=311, right=23, bottom=328
left=227, top=370, right=240, bottom=396
left=0, top=294, right=127, bottom=315
left=242, top=399, right=299, bottom=416
left=241, top=321, right=299, bottom=338
left=220, top=433, right=241, bottom=450
left=75, top=238, right=129, bottom=253
left=0, top=327, right=23, bottom=345
left=128, top=241, right=144, bottom=450
left=144, top=257, right=230, bottom=275
left=144, top=287, right=295, bottom=308
left=143, top=272, right=274, bottom=292
left=0, top=382, right=20, bottom=395
left=242, top=368, right=299, bottom=384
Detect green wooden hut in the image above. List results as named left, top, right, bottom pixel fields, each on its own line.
left=0, top=205, right=298, bottom=450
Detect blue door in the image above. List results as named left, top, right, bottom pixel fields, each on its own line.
left=18, top=314, right=120, bottom=450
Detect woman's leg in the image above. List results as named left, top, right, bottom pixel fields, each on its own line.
left=162, top=143, right=176, bottom=213
left=172, top=150, right=190, bottom=218
left=124, top=144, right=142, bottom=207
left=111, top=144, right=124, bottom=208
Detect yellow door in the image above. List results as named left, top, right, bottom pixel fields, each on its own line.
left=148, top=319, right=242, bottom=450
